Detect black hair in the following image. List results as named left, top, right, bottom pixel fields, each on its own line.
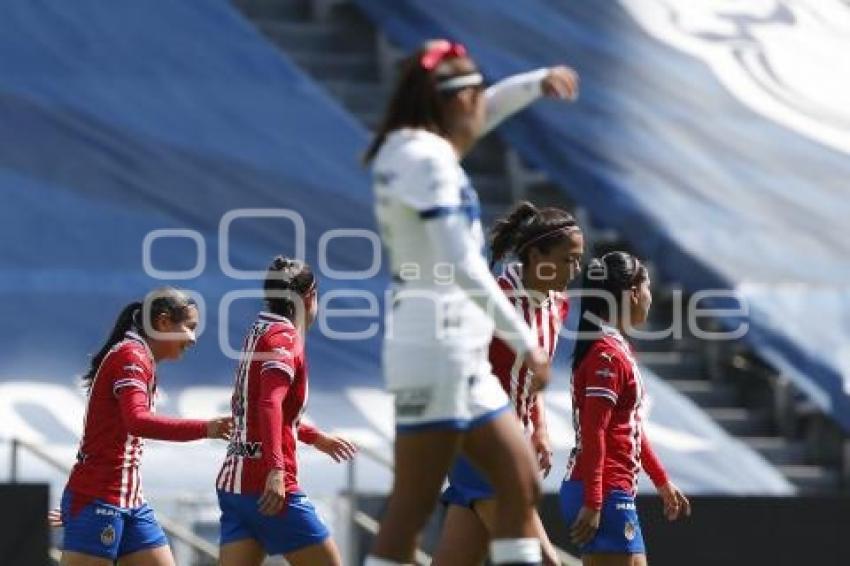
left=489, top=201, right=581, bottom=268
left=264, top=256, right=316, bottom=321
left=82, top=287, right=196, bottom=391
left=364, top=40, right=478, bottom=163
left=571, top=252, right=648, bottom=372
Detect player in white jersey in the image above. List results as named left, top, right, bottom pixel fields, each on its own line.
left=364, top=40, right=579, bottom=566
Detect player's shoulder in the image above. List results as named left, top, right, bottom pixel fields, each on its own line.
left=257, top=315, right=300, bottom=348
left=109, top=334, right=152, bottom=367
left=377, top=129, right=456, bottom=175
left=584, top=336, right=628, bottom=371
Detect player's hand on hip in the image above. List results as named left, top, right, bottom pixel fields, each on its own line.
left=542, top=65, right=579, bottom=101
left=531, top=428, right=553, bottom=477
left=525, top=348, right=551, bottom=393
left=258, top=469, right=287, bottom=516
left=570, top=505, right=601, bottom=546
left=206, top=416, right=234, bottom=441
left=658, top=481, right=691, bottom=521
left=314, top=432, right=358, bottom=463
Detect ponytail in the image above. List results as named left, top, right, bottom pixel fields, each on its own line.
left=82, top=301, right=141, bottom=391
left=490, top=201, right=538, bottom=267
left=264, top=256, right=316, bottom=321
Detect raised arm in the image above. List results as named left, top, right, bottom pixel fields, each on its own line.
left=482, top=65, right=579, bottom=135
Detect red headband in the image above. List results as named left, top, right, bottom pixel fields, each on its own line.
left=420, top=40, right=468, bottom=71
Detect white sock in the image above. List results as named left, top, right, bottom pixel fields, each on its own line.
left=364, top=557, right=408, bottom=566
left=490, top=538, right=542, bottom=564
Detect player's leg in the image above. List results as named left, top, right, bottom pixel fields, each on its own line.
left=368, top=428, right=464, bottom=562
left=115, top=502, right=172, bottom=566
left=219, top=539, right=265, bottom=566
left=462, top=408, right=542, bottom=564
left=60, top=551, right=114, bottom=566
left=473, top=499, right=560, bottom=566
left=431, top=503, right=490, bottom=566
left=114, top=545, right=174, bottom=566
left=284, top=538, right=342, bottom=566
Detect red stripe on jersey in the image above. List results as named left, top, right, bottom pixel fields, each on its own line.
left=488, top=263, right=569, bottom=430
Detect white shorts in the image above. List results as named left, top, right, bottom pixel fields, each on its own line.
left=383, top=341, right=510, bottom=432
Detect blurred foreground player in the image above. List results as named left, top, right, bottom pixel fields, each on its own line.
left=216, top=256, right=356, bottom=566
left=365, top=39, right=579, bottom=566
left=561, top=253, right=690, bottom=566
left=60, top=287, right=232, bottom=566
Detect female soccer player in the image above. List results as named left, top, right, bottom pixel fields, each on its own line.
left=365, top=39, right=579, bottom=566
left=60, top=287, right=233, bottom=566
left=216, top=256, right=357, bottom=566
left=561, top=252, right=691, bottom=566
left=433, top=202, right=584, bottom=566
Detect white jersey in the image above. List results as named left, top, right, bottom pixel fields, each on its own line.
left=372, top=69, right=547, bottom=354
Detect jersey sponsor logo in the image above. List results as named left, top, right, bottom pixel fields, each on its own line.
left=624, top=520, right=636, bottom=541
left=227, top=440, right=263, bottom=459
left=595, top=368, right=615, bottom=379
left=100, top=524, right=116, bottom=546
left=394, top=387, right=433, bottom=417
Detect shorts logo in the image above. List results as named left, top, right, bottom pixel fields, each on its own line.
left=395, top=387, right=432, bottom=417
left=615, top=502, right=636, bottom=511
left=101, top=524, right=116, bottom=546
left=95, top=507, right=117, bottom=517
left=624, top=521, right=636, bottom=541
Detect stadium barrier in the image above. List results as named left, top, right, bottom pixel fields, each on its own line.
left=0, top=482, right=48, bottom=566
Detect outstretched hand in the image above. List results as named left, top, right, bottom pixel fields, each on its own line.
left=206, top=416, right=234, bottom=441
left=314, top=433, right=358, bottom=463
left=542, top=65, right=579, bottom=101
left=658, top=481, right=691, bottom=521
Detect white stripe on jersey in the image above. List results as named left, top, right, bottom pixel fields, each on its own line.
left=119, top=435, right=133, bottom=508
left=231, top=322, right=266, bottom=494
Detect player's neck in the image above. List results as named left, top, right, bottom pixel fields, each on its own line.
left=521, top=273, right=549, bottom=304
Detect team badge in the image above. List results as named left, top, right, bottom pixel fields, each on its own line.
left=100, top=524, right=116, bottom=546
left=624, top=521, right=636, bottom=541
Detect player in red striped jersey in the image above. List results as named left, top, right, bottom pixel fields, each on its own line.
left=434, top=202, right=584, bottom=566
left=60, top=288, right=233, bottom=566
left=562, top=252, right=690, bottom=565
left=217, top=256, right=356, bottom=566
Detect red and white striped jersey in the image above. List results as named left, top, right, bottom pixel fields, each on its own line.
left=566, top=325, right=648, bottom=503
left=488, top=263, right=569, bottom=431
left=216, top=312, right=310, bottom=495
left=66, top=332, right=158, bottom=509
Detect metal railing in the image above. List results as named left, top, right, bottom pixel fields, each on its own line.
left=346, top=444, right=582, bottom=566
left=7, top=437, right=219, bottom=562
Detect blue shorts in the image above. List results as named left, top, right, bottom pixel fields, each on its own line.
left=218, top=490, right=330, bottom=556
left=559, top=480, right=645, bottom=555
left=60, top=488, right=168, bottom=560
left=442, top=455, right=495, bottom=508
